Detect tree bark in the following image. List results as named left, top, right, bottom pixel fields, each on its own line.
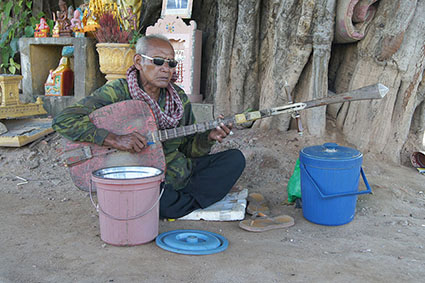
left=256, top=0, right=317, bottom=131
left=228, top=0, right=261, bottom=115
left=194, top=0, right=336, bottom=132
left=411, top=74, right=425, bottom=136
left=293, top=0, right=336, bottom=136
left=210, top=0, right=238, bottom=115
left=329, top=0, right=425, bottom=162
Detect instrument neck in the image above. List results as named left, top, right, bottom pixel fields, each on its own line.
left=156, top=117, right=236, bottom=142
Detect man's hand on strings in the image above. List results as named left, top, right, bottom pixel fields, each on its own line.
left=104, top=131, right=148, bottom=153
left=208, top=115, right=234, bottom=143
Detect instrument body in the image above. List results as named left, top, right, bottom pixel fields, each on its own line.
left=64, top=100, right=166, bottom=191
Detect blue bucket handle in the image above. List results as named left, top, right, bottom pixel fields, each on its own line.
left=302, top=164, right=372, bottom=199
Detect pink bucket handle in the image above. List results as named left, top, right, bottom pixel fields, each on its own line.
left=89, top=180, right=164, bottom=221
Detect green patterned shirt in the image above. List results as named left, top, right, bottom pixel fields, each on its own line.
left=52, top=79, right=214, bottom=190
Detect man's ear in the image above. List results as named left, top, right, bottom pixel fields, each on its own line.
left=133, top=53, right=143, bottom=70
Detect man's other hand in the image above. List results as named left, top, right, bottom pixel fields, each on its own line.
left=208, top=115, right=233, bottom=143
left=104, top=132, right=148, bottom=153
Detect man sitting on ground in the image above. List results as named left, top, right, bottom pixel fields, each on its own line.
left=53, top=34, right=246, bottom=219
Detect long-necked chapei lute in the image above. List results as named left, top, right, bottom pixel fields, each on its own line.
left=62, top=83, right=388, bottom=191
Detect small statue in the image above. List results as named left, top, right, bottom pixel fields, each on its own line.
left=71, top=9, right=83, bottom=31
left=52, top=14, right=60, bottom=37
left=82, top=6, right=99, bottom=32
left=123, top=5, right=137, bottom=31
left=71, top=9, right=85, bottom=37
left=68, top=5, right=74, bottom=21
left=45, top=52, right=74, bottom=97
left=56, top=0, right=72, bottom=37
left=34, top=17, right=50, bottom=38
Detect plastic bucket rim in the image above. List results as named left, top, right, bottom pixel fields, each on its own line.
left=92, top=165, right=164, bottom=180
left=300, top=143, right=363, bottom=160
left=92, top=173, right=164, bottom=187
left=300, top=151, right=363, bottom=161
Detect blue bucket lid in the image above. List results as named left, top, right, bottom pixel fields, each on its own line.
left=301, top=143, right=361, bottom=160
left=156, top=229, right=228, bottom=255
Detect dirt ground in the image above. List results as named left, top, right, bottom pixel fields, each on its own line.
left=0, top=124, right=424, bottom=283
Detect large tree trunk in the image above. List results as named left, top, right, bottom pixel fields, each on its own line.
left=190, top=0, right=424, bottom=163
left=329, top=0, right=425, bottom=163
left=194, top=0, right=336, bottom=132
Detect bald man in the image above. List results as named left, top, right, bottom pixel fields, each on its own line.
left=53, top=34, right=245, bottom=218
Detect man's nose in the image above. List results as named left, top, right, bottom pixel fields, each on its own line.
left=159, top=64, right=174, bottom=72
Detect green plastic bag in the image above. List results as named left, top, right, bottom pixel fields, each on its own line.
left=287, top=159, right=301, bottom=203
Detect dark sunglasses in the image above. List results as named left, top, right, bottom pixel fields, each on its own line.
left=140, top=54, right=178, bottom=68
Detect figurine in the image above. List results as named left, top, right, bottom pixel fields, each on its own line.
left=52, top=15, right=60, bottom=38
left=117, top=0, right=142, bottom=29
left=34, top=17, right=50, bottom=38
left=82, top=6, right=99, bottom=32
left=68, top=5, right=74, bottom=21
left=56, top=0, right=72, bottom=37
left=123, top=5, right=137, bottom=31
left=45, top=54, right=74, bottom=96
left=71, top=9, right=83, bottom=31
left=72, top=9, right=85, bottom=37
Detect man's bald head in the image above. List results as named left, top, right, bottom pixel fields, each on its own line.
left=135, top=34, right=174, bottom=56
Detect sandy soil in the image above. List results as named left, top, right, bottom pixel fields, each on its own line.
left=0, top=125, right=424, bottom=283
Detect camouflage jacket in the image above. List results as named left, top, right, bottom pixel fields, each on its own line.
left=52, top=79, right=214, bottom=190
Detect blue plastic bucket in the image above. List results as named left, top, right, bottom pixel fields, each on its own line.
left=299, top=143, right=372, bottom=226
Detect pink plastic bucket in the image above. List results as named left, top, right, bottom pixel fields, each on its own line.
left=91, top=166, right=164, bottom=246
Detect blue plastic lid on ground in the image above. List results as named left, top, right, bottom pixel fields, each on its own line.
left=156, top=229, right=229, bottom=255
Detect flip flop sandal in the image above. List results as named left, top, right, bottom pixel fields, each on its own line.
left=239, top=214, right=295, bottom=232
left=246, top=193, right=270, bottom=215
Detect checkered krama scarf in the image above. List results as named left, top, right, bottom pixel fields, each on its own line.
left=126, top=65, right=183, bottom=129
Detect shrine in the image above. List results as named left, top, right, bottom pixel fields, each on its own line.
left=19, top=37, right=105, bottom=116
left=0, top=75, right=52, bottom=147
left=146, top=15, right=203, bottom=103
